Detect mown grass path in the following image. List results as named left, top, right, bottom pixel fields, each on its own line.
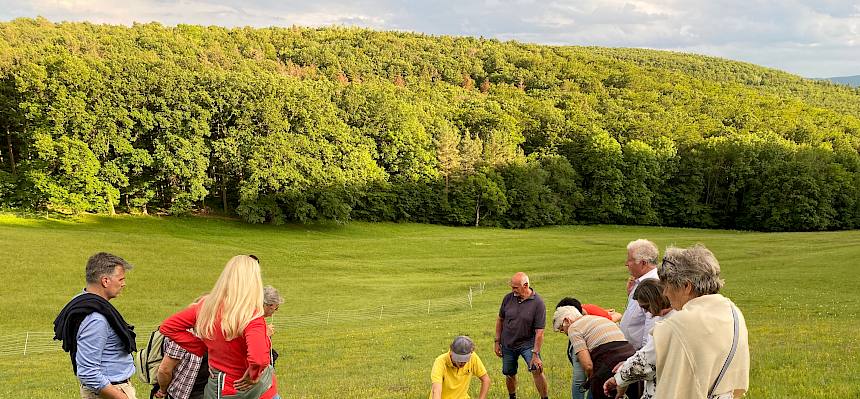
left=0, top=214, right=857, bottom=398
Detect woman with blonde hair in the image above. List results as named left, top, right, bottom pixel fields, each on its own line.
left=161, top=255, right=277, bottom=399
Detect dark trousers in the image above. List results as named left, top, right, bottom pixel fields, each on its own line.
left=587, top=341, right=640, bottom=399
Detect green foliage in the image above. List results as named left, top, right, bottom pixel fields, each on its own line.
left=1, top=19, right=860, bottom=231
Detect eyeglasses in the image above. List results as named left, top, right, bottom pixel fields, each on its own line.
left=249, top=254, right=259, bottom=262
left=556, top=318, right=570, bottom=332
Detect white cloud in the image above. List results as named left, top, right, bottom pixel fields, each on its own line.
left=1, top=0, right=859, bottom=77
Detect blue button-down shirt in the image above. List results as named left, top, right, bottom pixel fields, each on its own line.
left=75, top=311, right=135, bottom=392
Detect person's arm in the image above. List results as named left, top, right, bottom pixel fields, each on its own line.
left=494, top=316, right=503, bottom=357
left=75, top=314, right=115, bottom=395
left=430, top=383, right=442, bottom=399
left=576, top=350, right=594, bottom=378
left=430, top=354, right=446, bottom=399
left=234, top=317, right=270, bottom=390
left=615, top=334, right=657, bottom=388
left=155, top=355, right=181, bottom=398
left=529, top=329, right=544, bottom=370
left=478, top=374, right=491, bottom=399
left=160, top=303, right=206, bottom=356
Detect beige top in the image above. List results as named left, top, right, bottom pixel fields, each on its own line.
left=653, top=294, right=750, bottom=398
left=568, top=315, right=627, bottom=354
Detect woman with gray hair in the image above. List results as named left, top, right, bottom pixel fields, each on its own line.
left=653, top=244, right=750, bottom=399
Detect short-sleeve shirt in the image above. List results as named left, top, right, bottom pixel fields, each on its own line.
left=498, top=290, right=546, bottom=349
left=568, top=315, right=627, bottom=355
left=429, top=351, right=488, bottom=399
left=163, top=337, right=205, bottom=399
left=582, top=304, right=611, bottom=320
left=566, top=304, right=613, bottom=362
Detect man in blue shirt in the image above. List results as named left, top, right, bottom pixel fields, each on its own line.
left=54, top=252, right=138, bottom=399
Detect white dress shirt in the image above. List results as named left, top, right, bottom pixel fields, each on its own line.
left=619, top=267, right=659, bottom=350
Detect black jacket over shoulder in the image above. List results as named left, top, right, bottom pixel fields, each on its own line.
left=52, top=292, right=137, bottom=373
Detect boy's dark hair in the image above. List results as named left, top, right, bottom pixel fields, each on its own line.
left=555, top=297, right=583, bottom=314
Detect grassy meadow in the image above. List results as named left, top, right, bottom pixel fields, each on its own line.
left=0, top=214, right=858, bottom=398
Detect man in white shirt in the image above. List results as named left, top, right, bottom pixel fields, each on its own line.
left=620, top=239, right=659, bottom=351
left=617, top=239, right=660, bottom=399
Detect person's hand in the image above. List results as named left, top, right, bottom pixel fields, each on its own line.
left=233, top=368, right=259, bottom=391
left=154, top=388, right=167, bottom=398
left=626, top=277, right=636, bottom=295
left=529, top=353, right=543, bottom=371
left=493, top=341, right=502, bottom=358
left=612, top=361, right=625, bottom=373
left=614, top=383, right=628, bottom=399
left=266, top=324, right=275, bottom=337
left=603, top=376, right=618, bottom=397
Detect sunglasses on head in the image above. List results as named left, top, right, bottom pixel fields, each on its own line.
left=661, top=257, right=675, bottom=269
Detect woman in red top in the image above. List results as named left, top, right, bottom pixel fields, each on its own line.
left=161, top=255, right=276, bottom=399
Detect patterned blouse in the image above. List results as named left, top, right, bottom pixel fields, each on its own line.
left=614, top=311, right=674, bottom=399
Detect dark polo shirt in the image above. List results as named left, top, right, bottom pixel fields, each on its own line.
left=498, top=290, right=546, bottom=349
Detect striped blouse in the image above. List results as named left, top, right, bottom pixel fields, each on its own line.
left=568, top=315, right=627, bottom=354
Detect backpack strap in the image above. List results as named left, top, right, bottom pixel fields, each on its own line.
left=708, top=305, right=739, bottom=398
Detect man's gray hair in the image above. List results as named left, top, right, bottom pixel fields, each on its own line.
left=85, top=252, right=132, bottom=284
left=263, top=285, right=284, bottom=305
left=658, top=244, right=724, bottom=296
left=627, top=239, right=659, bottom=265
left=450, top=336, right=475, bottom=355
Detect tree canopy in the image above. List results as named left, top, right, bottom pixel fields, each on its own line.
left=2, top=18, right=860, bottom=231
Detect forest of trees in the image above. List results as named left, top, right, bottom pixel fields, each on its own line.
left=1, top=18, right=860, bottom=231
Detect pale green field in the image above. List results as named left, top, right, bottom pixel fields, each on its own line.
left=0, top=214, right=857, bottom=398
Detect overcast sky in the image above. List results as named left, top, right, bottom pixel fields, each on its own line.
left=2, top=0, right=858, bottom=78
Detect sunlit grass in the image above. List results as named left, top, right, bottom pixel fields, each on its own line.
left=0, top=214, right=857, bottom=398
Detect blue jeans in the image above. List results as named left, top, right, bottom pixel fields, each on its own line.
left=501, top=345, right=541, bottom=376
left=571, top=353, right=593, bottom=399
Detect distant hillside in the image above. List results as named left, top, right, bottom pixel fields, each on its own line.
left=1, top=18, right=860, bottom=231
left=825, top=75, right=860, bottom=87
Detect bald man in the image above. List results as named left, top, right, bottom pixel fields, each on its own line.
left=494, top=272, right=548, bottom=399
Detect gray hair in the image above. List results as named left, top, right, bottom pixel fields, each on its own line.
left=627, top=239, right=659, bottom=265
left=263, top=285, right=284, bottom=305
left=658, top=244, right=724, bottom=296
left=85, top=252, right=132, bottom=284
left=552, top=306, right=582, bottom=332
left=450, top=336, right=475, bottom=355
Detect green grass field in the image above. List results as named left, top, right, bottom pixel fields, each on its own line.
left=0, top=214, right=858, bottom=398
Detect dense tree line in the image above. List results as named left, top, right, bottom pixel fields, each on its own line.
left=1, top=18, right=859, bottom=231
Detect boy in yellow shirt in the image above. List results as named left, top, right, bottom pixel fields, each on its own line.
left=430, top=336, right=491, bottom=399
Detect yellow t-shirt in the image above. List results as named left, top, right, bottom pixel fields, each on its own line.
left=429, top=351, right=488, bottom=399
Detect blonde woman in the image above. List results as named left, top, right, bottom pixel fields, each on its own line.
left=161, top=255, right=277, bottom=399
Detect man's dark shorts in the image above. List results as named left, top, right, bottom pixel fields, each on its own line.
left=501, top=345, right=542, bottom=376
